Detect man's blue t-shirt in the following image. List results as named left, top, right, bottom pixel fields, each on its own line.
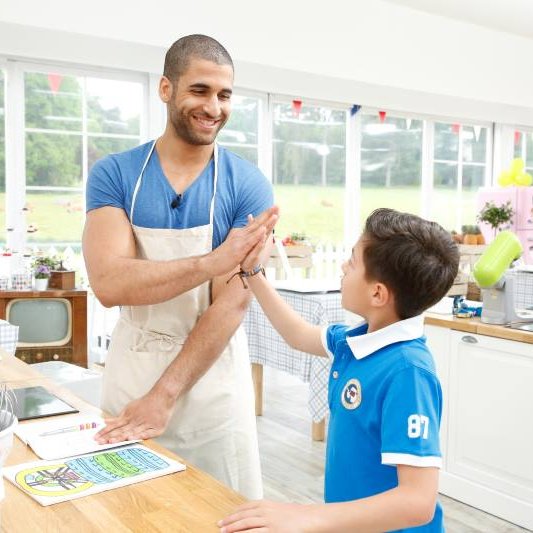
left=86, top=141, right=273, bottom=248
left=322, top=317, right=444, bottom=532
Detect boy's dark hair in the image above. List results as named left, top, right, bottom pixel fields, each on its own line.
left=362, top=208, right=459, bottom=319
left=163, top=34, right=234, bottom=83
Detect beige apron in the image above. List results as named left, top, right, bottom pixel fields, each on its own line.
left=101, top=141, right=263, bottom=498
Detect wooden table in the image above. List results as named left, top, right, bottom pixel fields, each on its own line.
left=0, top=353, right=245, bottom=532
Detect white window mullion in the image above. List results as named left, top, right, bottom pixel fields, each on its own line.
left=420, top=120, right=434, bottom=219
left=81, top=77, right=88, bottom=194
left=344, top=109, right=360, bottom=246
left=5, top=61, right=26, bottom=252
left=456, top=126, right=464, bottom=230
left=139, top=73, right=150, bottom=143
left=147, top=72, right=165, bottom=141
left=485, top=124, right=493, bottom=187
left=493, top=123, right=514, bottom=186
left=258, top=93, right=273, bottom=182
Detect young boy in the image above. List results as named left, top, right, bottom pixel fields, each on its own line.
left=219, top=208, right=459, bottom=532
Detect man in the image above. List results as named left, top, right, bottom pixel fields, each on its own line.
left=83, top=34, right=277, bottom=499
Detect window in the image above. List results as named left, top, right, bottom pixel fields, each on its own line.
left=272, top=101, right=346, bottom=245
left=23, top=71, right=143, bottom=251
left=513, top=129, right=533, bottom=173
left=432, top=122, right=490, bottom=231
left=0, top=69, right=4, bottom=247
left=360, top=113, right=423, bottom=225
left=218, top=94, right=260, bottom=165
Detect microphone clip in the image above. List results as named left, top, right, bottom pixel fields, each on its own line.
left=171, top=194, right=182, bottom=209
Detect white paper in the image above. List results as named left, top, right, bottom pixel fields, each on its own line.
left=3, top=444, right=186, bottom=506
left=14, top=414, right=139, bottom=460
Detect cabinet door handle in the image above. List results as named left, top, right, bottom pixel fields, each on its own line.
left=461, top=335, right=478, bottom=344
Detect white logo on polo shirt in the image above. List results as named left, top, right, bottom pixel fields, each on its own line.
left=341, top=378, right=362, bottom=410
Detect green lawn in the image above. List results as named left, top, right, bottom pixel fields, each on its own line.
left=273, top=185, right=479, bottom=244
left=0, top=187, right=479, bottom=248
left=0, top=192, right=84, bottom=246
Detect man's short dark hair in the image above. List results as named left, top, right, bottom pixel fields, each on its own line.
left=163, top=34, right=234, bottom=82
left=361, top=208, right=459, bottom=319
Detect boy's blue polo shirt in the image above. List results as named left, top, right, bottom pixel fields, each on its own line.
left=321, top=315, right=444, bottom=532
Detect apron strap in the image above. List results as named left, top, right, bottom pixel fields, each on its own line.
left=208, top=144, right=219, bottom=227
left=130, top=140, right=157, bottom=225
left=130, top=141, right=219, bottom=229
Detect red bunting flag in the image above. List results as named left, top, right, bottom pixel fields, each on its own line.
left=47, top=73, right=63, bottom=94
left=292, top=99, right=302, bottom=118
left=451, top=123, right=460, bottom=135
left=378, top=111, right=386, bottom=123
left=514, top=130, right=522, bottom=146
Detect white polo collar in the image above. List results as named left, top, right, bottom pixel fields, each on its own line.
left=346, top=315, right=425, bottom=360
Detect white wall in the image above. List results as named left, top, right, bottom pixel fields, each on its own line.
left=1, top=0, right=533, bottom=124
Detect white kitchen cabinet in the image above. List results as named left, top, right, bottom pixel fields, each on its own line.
left=425, top=323, right=533, bottom=530
left=424, top=325, right=451, bottom=463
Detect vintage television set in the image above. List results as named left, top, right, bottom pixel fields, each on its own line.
left=0, top=289, right=87, bottom=367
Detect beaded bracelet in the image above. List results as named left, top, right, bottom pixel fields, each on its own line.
left=226, top=264, right=266, bottom=289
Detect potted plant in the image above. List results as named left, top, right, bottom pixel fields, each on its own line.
left=0, top=384, right=17, bottom=501
left=477, top=201, right=514, bottom=239
left=32, top=256, right=56, bottom=291
left=461, top=225, right=485, bottom=245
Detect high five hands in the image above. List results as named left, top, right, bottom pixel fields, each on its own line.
left=211, top=206, right=279, bottom=276
left=240, top=212, right=276, bottom=272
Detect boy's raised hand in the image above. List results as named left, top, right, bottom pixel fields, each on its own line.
left=241, top=214, right=275, bottom=272
left=218, top=500, right=314, bottom=532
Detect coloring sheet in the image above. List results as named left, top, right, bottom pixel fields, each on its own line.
left=3, top=444, right=186, bottom=506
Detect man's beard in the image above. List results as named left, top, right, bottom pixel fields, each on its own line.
left=169, top=105, right=227, bottom=146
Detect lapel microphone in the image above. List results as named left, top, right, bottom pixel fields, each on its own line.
left=170, top=194, right=182, bottom=209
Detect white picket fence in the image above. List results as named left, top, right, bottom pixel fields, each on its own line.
left=266, top=241, right=349, bottom=280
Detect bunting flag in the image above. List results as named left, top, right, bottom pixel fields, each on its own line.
left=378, top=110, right=386, bottom=123
left=514, top=130, right=522, bottom=146
left=451, top=123, right=460, bottom=135
left=47, top=73, right=63, bottom=94
left=405, top=118, right=412, bottom=130
left=473, top=125, right=481, bottom=142
left=350, top=104, right=361, bottom=116
left=292, top=99, right=302, bottom=118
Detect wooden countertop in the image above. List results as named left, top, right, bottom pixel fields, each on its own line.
left=424, top=313, right=533, bottom=344
left=0, top=354, right=245, bottom=532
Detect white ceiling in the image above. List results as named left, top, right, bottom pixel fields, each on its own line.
left=383, top=0, right=533, bottom=39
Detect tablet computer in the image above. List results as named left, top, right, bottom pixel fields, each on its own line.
left=12, top=386, right=79, bottom=421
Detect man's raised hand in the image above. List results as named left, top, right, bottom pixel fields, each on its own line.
left=208, top=206, right=278, bottom=276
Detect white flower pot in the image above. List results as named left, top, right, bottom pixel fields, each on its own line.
left=0, top=410, right=18, bottom=501
left=34, top=277, right=49, bottom=290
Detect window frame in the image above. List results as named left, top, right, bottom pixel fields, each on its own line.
left=270, top=94, right=351, bottom=244
left=360, top=107, right=493, bottom=231
left=217, top=87, right=268, bottom=176
left=3, top=58, right=149, bottom=251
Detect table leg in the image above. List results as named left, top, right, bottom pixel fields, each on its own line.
left=312, top=419, right=325, bottom=441
left=251, top=363, right=263, bottom=416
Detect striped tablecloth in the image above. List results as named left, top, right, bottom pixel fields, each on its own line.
left=244, top=290, right=344, bottom=422
left=0, top=319, right=19, bottom=356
